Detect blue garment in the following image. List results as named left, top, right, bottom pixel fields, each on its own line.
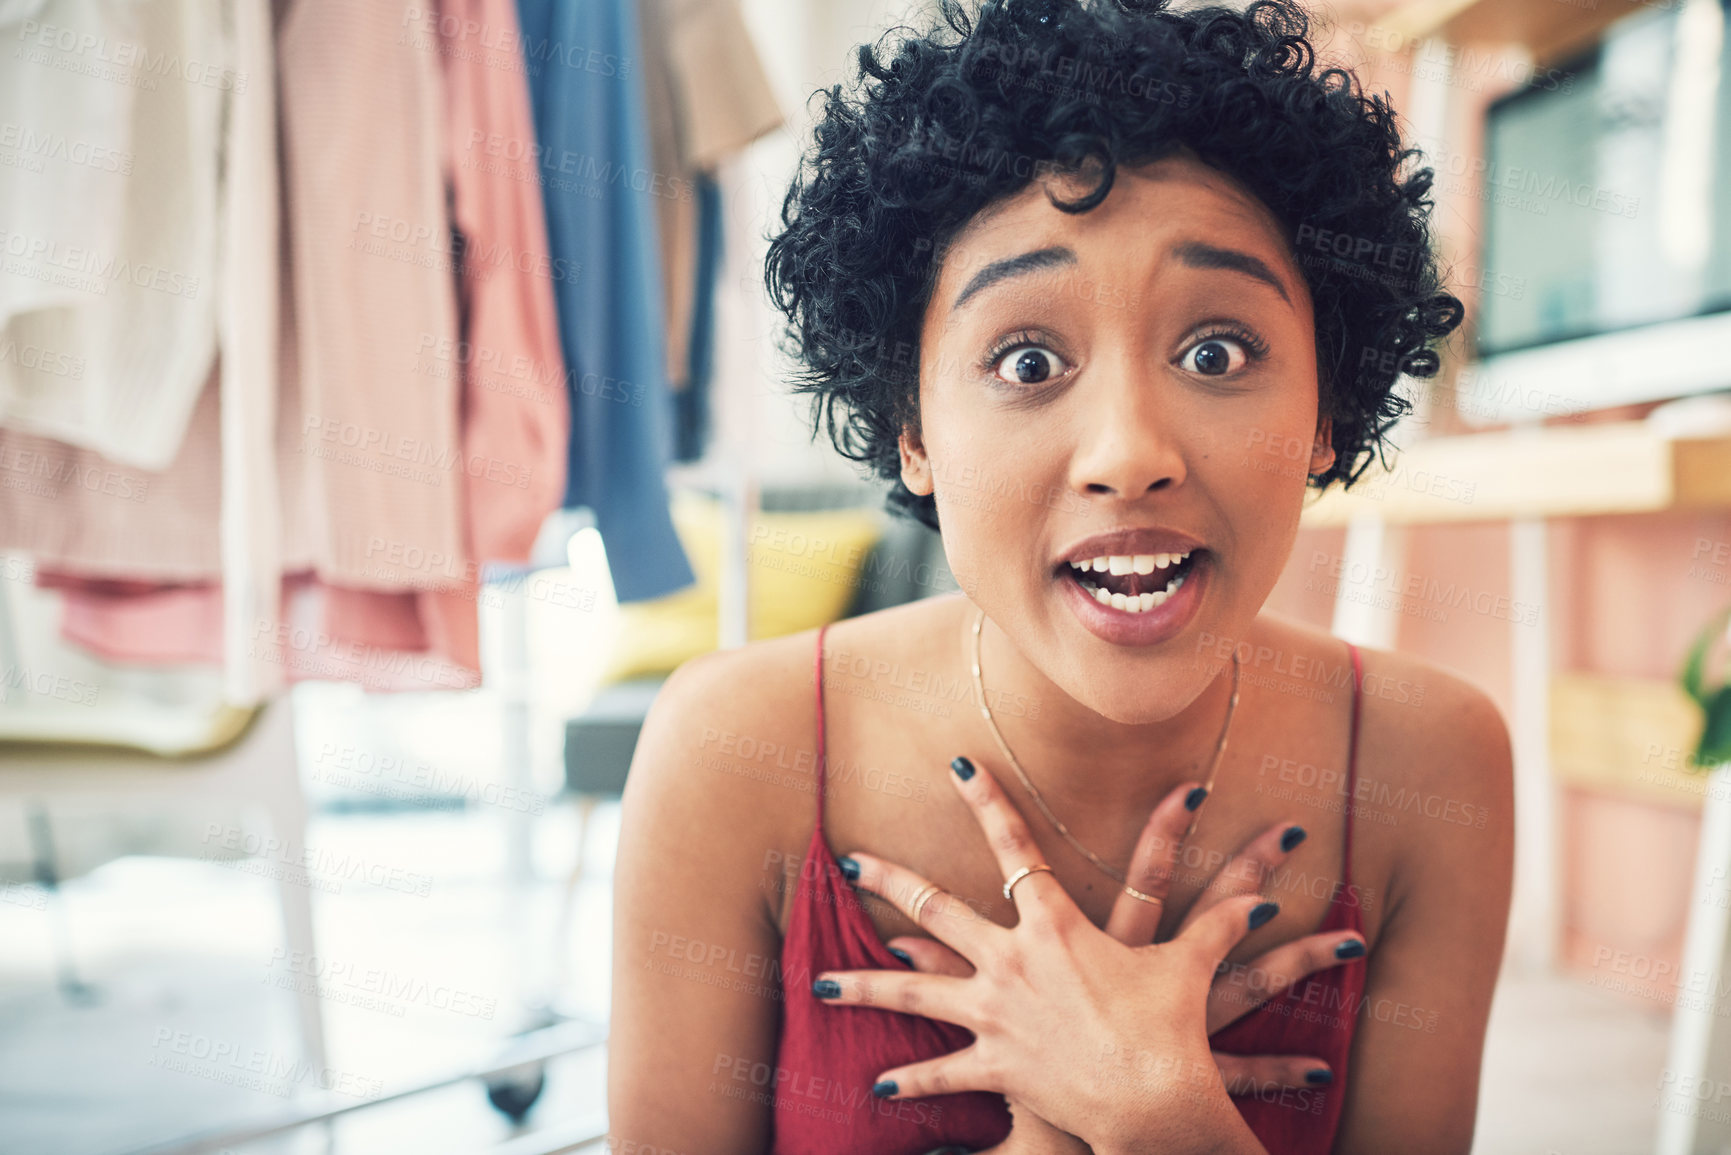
left=518, top=0, right=696, bottom=603
left=674, top=171, right=722, bottom=463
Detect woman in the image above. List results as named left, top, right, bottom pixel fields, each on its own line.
left=608, top=0, right=1513, bottom=1151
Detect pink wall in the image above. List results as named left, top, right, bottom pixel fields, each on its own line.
left=1267, top=483, right=1731, bottom=994
left=1271, top=6, right=1731, bottom=991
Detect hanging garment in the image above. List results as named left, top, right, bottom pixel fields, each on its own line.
left=275, top=0, right=470, bottom=592
left=46, top=572, right=482, bottom=693
left=11, top=0, right=487, bottom=693
left=517, top=0, right=695, bottom=604
left=639, top=0, right=698, bottom=395
left=663, top=0, right=785, bottom=174
left=675, top=173, right=722, bottom=463
left=432, top=0, right=571, bottom=565
left=219, top=0, right=284, bottom=702
left=0, top=0, right=227, bottom=470
left=640, top=0, right=782, bottom=462
left=0, top=366, right=225, bottom=580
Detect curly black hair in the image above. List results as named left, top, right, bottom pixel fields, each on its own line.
left=763, top=0, right=1464, bottom=532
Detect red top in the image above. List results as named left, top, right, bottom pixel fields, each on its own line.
left=769, top=624, right=1369, bottom=1154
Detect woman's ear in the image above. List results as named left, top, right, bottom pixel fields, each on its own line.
left=1309, top=417, right=1336, bottom=478
left=899, top=424, right=934, bottom=496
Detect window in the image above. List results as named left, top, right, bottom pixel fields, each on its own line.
left=1476, top=0, right=1731, bottom=357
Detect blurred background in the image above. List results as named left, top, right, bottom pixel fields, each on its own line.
left=0, top=0, right=1728, bottom=1151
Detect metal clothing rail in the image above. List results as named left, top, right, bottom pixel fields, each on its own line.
left=487, top=1112, right=610, bottom=1155
left=120, top=1019, right=607, bottom=1155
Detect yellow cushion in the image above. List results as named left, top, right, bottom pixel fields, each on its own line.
left=600, top=491, right=884, bottom=684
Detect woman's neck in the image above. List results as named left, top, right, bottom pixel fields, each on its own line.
left=966, top=602, right=1243, bottom=817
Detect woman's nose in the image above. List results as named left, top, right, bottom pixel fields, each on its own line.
left=1065, top=365, right=1187, bottom=500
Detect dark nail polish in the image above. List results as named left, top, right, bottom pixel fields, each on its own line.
left=950, top=756, right=975, bottom=781
left=812, top=979, right=841, bottom=999
left=1334, top=938, right=1366, bottom=960
left=1248, top=901, right=1279, bottom=930
left=1185, top=786, right=1208, bottom=811
left=837, top=855, right=860, bottom=882
left=1305, top=1068, right=1334, bottom=1086
left=872, top=1079, right=898, bottom=1098
left=889, top=947, right=913, bottom=966
left=1280, top=825, right=1307, bottom=852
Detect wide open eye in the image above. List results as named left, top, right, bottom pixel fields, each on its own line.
left=1178, top=336, right=1250, bottom=376
left=992, top=344, right=1066, bottom=386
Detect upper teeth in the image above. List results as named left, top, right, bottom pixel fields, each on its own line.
left=1071, top=552, right=1190, bottom=574
left=1066, top=552, right=1194, bottom=613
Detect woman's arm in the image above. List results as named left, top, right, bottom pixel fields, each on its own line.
left=607, top=645, right=804, bottom=1154
left=1333, top=672, right=1516, bottom=1154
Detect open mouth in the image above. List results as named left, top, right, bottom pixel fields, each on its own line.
left=1059, top=550, right=1201, bottom=614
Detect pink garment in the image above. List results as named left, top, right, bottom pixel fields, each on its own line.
left=8, top=0, right=567, bottom=690
left=275, top=0, right=468, bottom=588
left=0, top=364, right=224, bottom=581
left=47, top=572, right=481, bottom=692
left=432, top=0, right=571, bottom=564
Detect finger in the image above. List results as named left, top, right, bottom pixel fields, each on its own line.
left=1206, top=931, right=1367, bottom=1033
left=811, top=966, right=973, bottom=1028
left=869, top=1043, right=993, bottom=1100
left=948, top=755, right=1069, bottom=926
left=845, top=851, right=1000, bottom=958
left=1178, top=892, right=1278, bottom=972
left=1177, top=819, right=1308, bottom=934
left=1214, top=1053, right=1336, bottom=1095
left=1105, top=780, right=1204, bottom=945
left=886, top=935, right=975, bottom=978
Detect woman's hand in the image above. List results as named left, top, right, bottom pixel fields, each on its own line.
left=813, top=757, right=1281, bottom=1155
left=925, top=1094, right=1094, bottom=1155
left=889, top=779, right=1367, bottom=1098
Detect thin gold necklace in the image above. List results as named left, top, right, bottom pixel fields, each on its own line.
left=968, top=605, right=1243, bottom=886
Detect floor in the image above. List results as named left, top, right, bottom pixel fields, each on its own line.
left=0, top=680, right=1681, bottom=1153
left=1474, top=967, right=1671, bottom=1154
left=0, top=804, right=615, bottom=1155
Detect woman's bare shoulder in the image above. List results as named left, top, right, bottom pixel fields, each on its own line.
left=1253, top=610, right=1512, bottom=791
left=1352, top=640, right=1513, bottom=809
left=627, top=629, right=823, bottom=836
left=1252, top=613, right=1514, bottom=913
left=625, top=599, right=965, bottom=852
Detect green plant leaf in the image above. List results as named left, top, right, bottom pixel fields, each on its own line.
left=1698, top=687, right=1731, bottom=770
left=1683, top=609, right=1727, bottom=705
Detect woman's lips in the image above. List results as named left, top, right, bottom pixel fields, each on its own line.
left=1056, top=550, right=1210, bottom=646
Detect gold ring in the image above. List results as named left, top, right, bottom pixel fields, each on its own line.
left=1002, top=864, right=1055, bottom=902
left=1122, top=882, right=1163, bottom=906
left=909, top=883, right=943, bottom=924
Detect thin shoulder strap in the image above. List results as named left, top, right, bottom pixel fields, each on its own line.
left=814, top=622, right=829, bottom=832
left=1343, top=641, right=1364, bottom=891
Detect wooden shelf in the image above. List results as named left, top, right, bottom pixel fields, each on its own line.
left=1378, top=0, right=1656, bottom=65
left=1550, top=672, right=1705, bottom=811
left=1300, top=422, right=1731, bottom=527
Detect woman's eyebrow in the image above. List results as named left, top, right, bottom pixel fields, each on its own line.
left=1171, top=240, right=1291, bottom=305
left=949, top=246, right=1078, bottom=315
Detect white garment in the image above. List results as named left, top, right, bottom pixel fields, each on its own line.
left=218, top=0, right=281, bottom=703
left=0, top=0, right=229, bottom=470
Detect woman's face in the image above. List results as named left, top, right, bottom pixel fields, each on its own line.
left=900, top=153, right=1334, bottom=725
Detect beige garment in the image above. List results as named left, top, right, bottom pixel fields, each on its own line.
left=0, top=0, right=273, bottom=598
left=665, top=0, right=785, bottom=170
left=275, top=0, right=469, bottom=592
left=0, top=0, right=227, bottom=470
left=643, top=0, right=783, bottom=390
